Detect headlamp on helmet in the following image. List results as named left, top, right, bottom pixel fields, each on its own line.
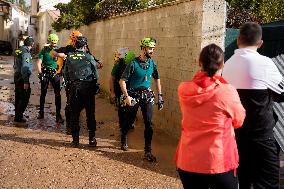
left=48, top=33, right=59, bottom=45
left=139, top=37, right=156, bottom=48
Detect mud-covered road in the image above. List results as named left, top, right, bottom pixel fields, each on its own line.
left=0, top=56, right=182, bottom=188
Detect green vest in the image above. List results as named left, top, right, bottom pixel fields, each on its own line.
left=129, top=58, right=154, bottom=89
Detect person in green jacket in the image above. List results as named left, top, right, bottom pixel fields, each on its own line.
left=36, top=33, right=64, bottom=123
left=109, top=48, right=135, bottom=129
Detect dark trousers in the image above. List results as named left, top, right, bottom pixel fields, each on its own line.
left=14, top=73, right=31, bottom=120
left=69, top=81, right=96, bottom=138
left=121, top=99, right=153, bottom=152
left=118, top=105, right=124, bottom=128
left=65, top=84, right=71, bottom=129
left=39, top=75, right=61, bottom=115
left=237, top=137, right=280, bottom=189
left=178, top=169, right=238, bottom=189
left=114, top=95, right=125, bottom=128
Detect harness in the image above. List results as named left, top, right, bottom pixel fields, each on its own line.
left=120, top=88, right=155, bottom=107
left=42, top=66, right=57, bottom=78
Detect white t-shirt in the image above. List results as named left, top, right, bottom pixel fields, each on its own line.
left=222, top=48, right=284, bottom=94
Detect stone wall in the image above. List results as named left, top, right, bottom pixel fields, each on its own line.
left=53, top=0, right=226, bottom=137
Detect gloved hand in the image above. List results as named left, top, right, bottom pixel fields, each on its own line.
left=97, top=61, right=103, bottom=69
left=157, top=94, right=164, bottom=110
left=93, top=83, right=100, bottom=94
left=38, top=73, right=44, bottom=81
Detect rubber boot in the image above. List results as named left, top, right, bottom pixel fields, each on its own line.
left=37, top=111, right=44, bottom=119
left=89, top=131, right=97, bottom=147
left=144, top=151, right=157, bottom=162
left=71, top=134, right=79, bottom=147
left=121, top=134, right=128, bottom=151
left=144, top=142, right=156, bottom=162
left=56, top=113, right=64, bottom=124
left=66, top=123, right=72, bottom=135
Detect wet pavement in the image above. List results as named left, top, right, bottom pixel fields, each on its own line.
left=0, top=55, right=182, bottom=188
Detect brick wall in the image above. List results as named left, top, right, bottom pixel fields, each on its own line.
left=55, top=0, right=226, bottom=138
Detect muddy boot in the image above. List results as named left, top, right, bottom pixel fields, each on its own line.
left=144, top=151, right=157, bottom=162
left=71, top=134, right=79, bottom=147
left=89, top=131, right=97, bottom=147
left=56, top=114, right=64, bottom=124
left=144, top=140, right=156, bottom=162
left=14, top=117, right=28, bottom=127
left=37, top=111, right=44, bottom=119
left=66, top=123, right=72, bottom=135
left=120, top=134, right=128, bottom=151
left=14, top=116, right=27, bottom=123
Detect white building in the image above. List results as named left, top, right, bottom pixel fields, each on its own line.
left=38, top=0, right=70, bottom=13
left=30, top=0, right=70, bottom=50
left=0, top=0, right=10, bottom=41
left=6, top=4, right=29, bottom=49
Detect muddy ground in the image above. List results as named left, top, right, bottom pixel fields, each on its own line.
left=0, top=56, right=182, bottom=189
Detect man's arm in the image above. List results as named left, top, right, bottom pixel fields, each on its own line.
left=21, top=53, right=32, bottom=87
left=266, top=59, right=284, bottom=102
left=36, top=59, right=42, bottom=73
left=152, top=61, right=163, bottom=110
left=154, top=78, right=164, bottom=110
left=89, top=55, right=99, bottom=80
left=119, top=79, right=133, bottom=106
left=37, top=50, right=44, bottom=73
left=86, top=45, right=103, bottom=69
left=154, top=78, right=162, bottom=94
left=50, top=49, right=67, bottom=59
left=109, top=76, right=116, bottom=100
left=110, top=62, right=120, bottom=98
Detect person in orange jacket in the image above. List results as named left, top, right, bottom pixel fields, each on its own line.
left=175, top=44, right=246, bottom=189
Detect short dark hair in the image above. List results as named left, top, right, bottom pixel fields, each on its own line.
left=75, top=36, right=88, bottom=49
left=239, top=22, right=262, bottom=46
left=199, top=44, right=224, bottom=77
left=24, top=36, right=34, bottom=46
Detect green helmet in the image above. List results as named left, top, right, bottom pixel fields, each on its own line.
left=124, top=51, right=135, bottom=65
left=139, top=37, right=156, bottom=48
left=48, top=33, right=59, bottom=44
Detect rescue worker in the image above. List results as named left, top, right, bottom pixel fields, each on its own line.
left=14, top=36, right=34, bottom=124
left=109, top=48, right=135, bottom=129
left=119, top=37, right=164, bottom=162
left=64, top=36, right=99, bottom=147
left=50, top=30, right=82, bottom=134
left=36, top=33, right=64, bottom=123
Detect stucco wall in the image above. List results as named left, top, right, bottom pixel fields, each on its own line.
left=0, top=17, right=9, bottom=41
left=37, top=11, right=56, bottom=49
left=0, top=17, right=4, bottom=40
left=53, top=0, right=226, bottom=137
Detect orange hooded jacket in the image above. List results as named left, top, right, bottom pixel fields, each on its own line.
left=175, top=72, right=246, bottom=174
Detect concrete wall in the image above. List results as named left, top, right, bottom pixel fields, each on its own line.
left=51, top=0, right=226, bottom=137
